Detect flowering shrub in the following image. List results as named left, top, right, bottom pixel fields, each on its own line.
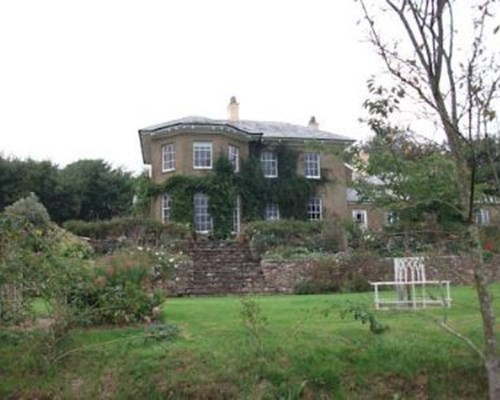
left=69, top=248, right=168, bottom=325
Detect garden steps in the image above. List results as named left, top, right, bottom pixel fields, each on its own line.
left=183, top=240, right=264, bottom=295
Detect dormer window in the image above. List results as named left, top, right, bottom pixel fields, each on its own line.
left=193, top=142, right=212, bottom=169
left=304, top=152, right=320, bottom=179
left=261, top=151, right=278, bottom=178
left=162, top=143, right=176, bottom=172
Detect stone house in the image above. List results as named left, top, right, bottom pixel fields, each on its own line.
left=138, top=97, right=355, bottom=233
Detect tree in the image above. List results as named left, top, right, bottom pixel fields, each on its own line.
left=352, top=127, right=464, bottom=239
left=357, top=1, right=500, bottom=397
left=59, top=159, right=135, bottom=221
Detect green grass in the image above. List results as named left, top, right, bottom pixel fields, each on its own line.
left=1, top=285, right=499, bottom=399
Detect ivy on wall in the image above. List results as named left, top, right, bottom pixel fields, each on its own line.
left=149, top=143, right=328, bottom=238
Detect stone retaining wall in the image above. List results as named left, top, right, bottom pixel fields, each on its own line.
left=157, top=244, right=500, bottom=295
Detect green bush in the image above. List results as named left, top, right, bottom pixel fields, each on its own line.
left=245, top=219, right=344, bottom=256
left=480, top=224, right=500, bottom=253
left=63, top=217, right=190, bottom=246
left=69, top=249, right=165, bottom=325
left=294, top=252, right=385, bottom=295
left=0, top=195, right=93, bottom=325
left=4, top=193, right=50, bottom=228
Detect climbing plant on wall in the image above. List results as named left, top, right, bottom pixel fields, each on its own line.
left=149, top=143, right=328, bottom=238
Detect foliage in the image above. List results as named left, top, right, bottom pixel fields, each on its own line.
left=143, top=322, right=180, bottom=343
left=480, top=225, right=500, bottom=254
left=58, top=159, right=135, bottom=221
left=4, top=192, right=51, bottom=227
left=68, top=249, right=165, bottom=325
left=339, top=301, right=388, bottom=334
left=0, top=195, right=92, bottom=325
left=468, top=136, right=500, bottom=197
left=63, top=216, right=189, bottom=248
left=240, top=296, right=268, bottom=354
left=238, top=143, right=325, bottom=221
left=352, top=123, right=465, bottom=235
left=357, top=1, right=500, bottom=394
left=294, top=252, right=386, bottom=294
left=0, top=156, right=136, bottom=223
left=150, top=144, right=326, bottom=238
left=245, top=218, right=344, bottom=256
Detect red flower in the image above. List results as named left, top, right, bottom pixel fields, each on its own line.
left=484, top=240, right=494, bottom=252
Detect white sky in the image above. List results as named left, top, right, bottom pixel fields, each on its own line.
left=3, top=1, right=494, bottom=174
left=0, top=0, right=379, bottom=173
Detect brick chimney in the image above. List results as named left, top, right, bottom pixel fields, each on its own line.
left=227, top=96, right=239, bottom=121
left=308, top=116, right=319, bottom=129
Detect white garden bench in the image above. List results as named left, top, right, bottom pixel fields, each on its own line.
left=370, top=257, right=451, bottom=310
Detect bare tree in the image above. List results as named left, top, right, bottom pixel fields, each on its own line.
left=357, top=1, right=500, bottom=398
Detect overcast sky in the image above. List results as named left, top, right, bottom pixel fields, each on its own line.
left=2, top=1, right=491, bottom=174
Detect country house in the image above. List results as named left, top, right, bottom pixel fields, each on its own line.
left=138, top=97, right=355, bottom=234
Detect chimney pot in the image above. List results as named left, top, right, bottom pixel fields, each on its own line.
left=308, top=116, right=319, bottom=129
left=227, top=96, right=239, bottom=121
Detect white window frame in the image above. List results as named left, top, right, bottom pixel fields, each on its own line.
left=352, top=209, right=368, bottom=230
left=304, top=152, right=320, bottom=179
left=307, top=197, right=322, bottom=220
left=194, top=193, right=213, bottom=233
left=162, top=193, right=172, bottom=222
left=162, top=143, right=176, bottom=172
left=476, top=209, right=490, bottom=226
left=265, top=203, right=280, bottom=221
left=228, top=145, right=240, bottom=172
left=384, top=211, right=398, bottom=226
left=193, top=142, right=213, bottom=169
left=232, top=196, right=241, bottom=234
left=260, top=151, right=278, bottom=178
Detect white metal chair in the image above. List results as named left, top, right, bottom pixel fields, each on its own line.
left=371, top=257, right=451, bottom=310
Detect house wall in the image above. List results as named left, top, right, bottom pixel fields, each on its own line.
left=148, top=131, right=250, bottom=220
left=347, top=202, right=387, bottom=231
left=147, top=131, right=350, bottom=223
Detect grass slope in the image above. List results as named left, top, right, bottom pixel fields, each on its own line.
left=1, top=285, right=499, bottom=399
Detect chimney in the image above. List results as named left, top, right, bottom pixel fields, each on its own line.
left=227, top=96, right=239, bottom=121
left=308, top=116, right=319, bottom=129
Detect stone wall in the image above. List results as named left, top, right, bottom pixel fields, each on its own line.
left=157, top=243, right=500, bottom=296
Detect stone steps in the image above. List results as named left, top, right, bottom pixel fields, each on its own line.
left=182, top=240, right=264, bottom=295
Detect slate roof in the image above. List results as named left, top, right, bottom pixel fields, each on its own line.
left=139, top=116, right=354, bottom=164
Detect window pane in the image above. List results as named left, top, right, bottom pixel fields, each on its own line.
left=232, top=196, right=241, bottom=233
left=475, top=209, right=490, bottom=225
left=261, top=151, right=278, bottom=178
left=162, top=193, right=171, bottom=222
left=162, top=143, right=176, bottom=171
left=229, top=145, right=240, bottom=172
left=304, top=152, right=320, bottom=178
left=265, top=203, right=279, bottom=220
left=193, top=142, right=212, bottom=169
left=352, top=209, right=368, bottom=230
left=194, top=193, right=213, bottom=232
left=307, top=197, right=322, bottom=220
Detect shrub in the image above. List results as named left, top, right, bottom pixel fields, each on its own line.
left=0, top=197, right=93, bottom=326
left=480, top=225, right=500, bottom=253
left=4, top=193, right=50, bottom=228
left=68, top=249, right=165, bottom=325
left=294, top=252, right=387, bottom=294
left=63, top=217, right=190, bottom=250
left=245, top=219, right=344, bottom=256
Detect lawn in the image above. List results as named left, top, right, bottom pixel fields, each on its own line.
left=1, top=285, right=499, bottom=399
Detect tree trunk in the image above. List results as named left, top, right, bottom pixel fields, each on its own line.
left=487, top=357, right=500, bottom=400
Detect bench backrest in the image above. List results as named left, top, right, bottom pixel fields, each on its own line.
left=394, top=257, right=426, bottom=283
